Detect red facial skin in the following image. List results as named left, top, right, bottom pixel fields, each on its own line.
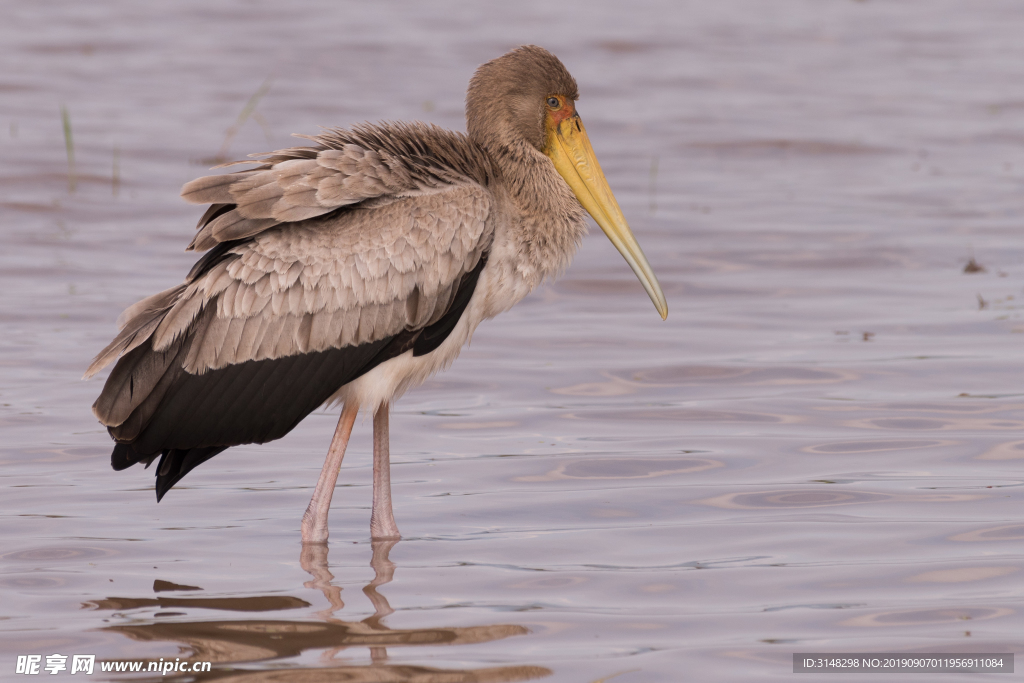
left=545, top=95, right=578, bottom=130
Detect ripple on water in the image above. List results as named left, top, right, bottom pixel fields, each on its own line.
left=907, top=567, right=1017, bottom=583
left=578, top=408, right=795, bottom=423
left=509, top=576, right=588, bottom=589
left=842, top=607, right=1013, bottom=628
left=848, top=417, right=1024, bottom=431
left=550, top=378, right=637, bottom=396
left=437, top=420, right=520, bottom=430
left=0, top=575, right=69, bottom=590
left=514, top=457, right=723, bottom=482
left=875, top=402, right=1017, bottom=414
left=701, top=490, right=987, bottom=509
left=978, top=440, right=1024, bottom=460
left=950, top=524, right=1024, bottom=542
left=2, top=546, right=118, bottom=563
left=698, top=489, right=891, bottom=510
left=618, top=365, right=857, bottom=387
left=804, top=439, right=954, bottom=454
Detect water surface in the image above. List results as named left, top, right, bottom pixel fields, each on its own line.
left=2, top=1, right=1023, bottom=680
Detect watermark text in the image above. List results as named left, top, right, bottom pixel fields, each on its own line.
left=15, top=655, right=212, bottom=676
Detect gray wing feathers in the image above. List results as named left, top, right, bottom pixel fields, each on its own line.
left=85, top=285, right=187, bottom=380
left=179, top=171, right=254, bottom=205
left=182, top=145, right=419, bottom=252
left=88, top=185, right=490, bottom=426
left=179, top=187, right=489, bottom=373
left=89, top=122, right=492, bottom=429
left=181, top=122, right=492, bottom=253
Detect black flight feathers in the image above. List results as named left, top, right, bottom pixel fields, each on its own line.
left=110, top=251, right=489, bottom=501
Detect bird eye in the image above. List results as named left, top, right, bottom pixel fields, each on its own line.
left=547, top=97, right=560, bottom=109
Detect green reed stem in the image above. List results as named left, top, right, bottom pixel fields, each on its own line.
left=217, top=77, right=273, bottom=160
left=61, top=105, right=76, bottom=193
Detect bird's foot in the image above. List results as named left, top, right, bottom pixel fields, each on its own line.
left=369, top=513, right=400, bottom=541
left=301, top=507, right=329, bottom=545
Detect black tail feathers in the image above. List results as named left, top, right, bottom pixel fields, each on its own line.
left=110, top=443, right=227, bottom=501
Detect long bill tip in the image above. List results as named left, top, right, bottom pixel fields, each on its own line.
left=546, top=115, right=669, bottom=322
left=637, top=262, right=668, bottom=320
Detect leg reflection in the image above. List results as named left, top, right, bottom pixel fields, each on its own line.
left=299, top=542, right=344, bottom=619
left=305, top=538, right=401, bottom=664
left=363, top=539, right=397, bottom=625
left=99, top=539, right=548, bottom=680
left=363, top=539, right=398, bottom=662
left=298, top=539, right=399, bottom=629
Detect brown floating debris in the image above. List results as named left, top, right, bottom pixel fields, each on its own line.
left=964, top=257, right=986, bottom=273
left=153, top=579, right=202, bottom=593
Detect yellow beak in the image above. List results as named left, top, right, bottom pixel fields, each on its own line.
left=545, top=114, right=668, bottom=320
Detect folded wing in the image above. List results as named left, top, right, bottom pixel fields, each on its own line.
left=86, top=125, right=493, bottom=494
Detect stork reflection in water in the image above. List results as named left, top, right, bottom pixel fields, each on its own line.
left=86, top=45, right=667, bottom=543
left=97, top=542, right=548, bottom=678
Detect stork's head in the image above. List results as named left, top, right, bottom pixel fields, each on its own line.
left=466, top=45, right=668, bottom=320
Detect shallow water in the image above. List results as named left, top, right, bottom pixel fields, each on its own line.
left=2, top=1, right=1023, bottom=680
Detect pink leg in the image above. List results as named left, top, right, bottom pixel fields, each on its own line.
left=370, top=403, right=400, bottom=540
left=301, top=402, right=359, bottom=544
